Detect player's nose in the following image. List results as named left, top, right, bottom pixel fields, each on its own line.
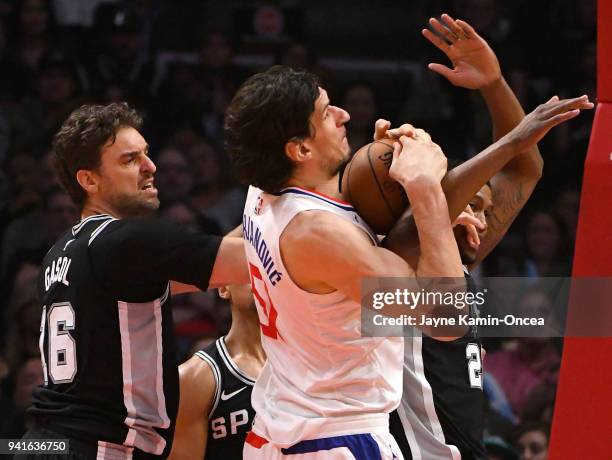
left=478, top=215, right=488, bottom=234
left=335, top=106, right=350, bottom=125
left=142, top=155, right=157, bottom=174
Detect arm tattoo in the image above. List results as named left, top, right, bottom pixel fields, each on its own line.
left=488, top=181, right=526, bottom=234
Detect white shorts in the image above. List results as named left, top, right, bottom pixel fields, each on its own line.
left=243, top=430, right=404, bottom=459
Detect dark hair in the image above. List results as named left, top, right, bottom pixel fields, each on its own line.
left=224, top=65, right=320, bottom=193
left=514, top=421, right=550, bottom=444
left=52, top=102, right=142, bottom=209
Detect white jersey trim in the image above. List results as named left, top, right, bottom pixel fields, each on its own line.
left=276, top=187, right=356, bottom=211
left=118, top=290, right=170, bottom=455
left=195, top=350, right=222, bottom=417
left=88, top=218, right=118, bottom=246
left=402, top=332, right=462, bottom=460
left=72, top=214, right=113, bottom=236
left=217, top=336, right=256, bottom=385
left=397, top=403, right=422, bottom=460
left=96, top=440, right=134, bottom=460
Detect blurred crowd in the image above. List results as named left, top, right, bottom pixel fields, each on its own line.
left=0, top=0, right=595, bottom=458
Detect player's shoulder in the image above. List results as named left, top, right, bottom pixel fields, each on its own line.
left=180, top=353, right=217, bottom=386
left=283, top=210, right=370, bottom=249
left=174, top=352, right=218, bottom=424
left=179, top=352, right=218, bottom=408
left=86, top=216, right=180, bottom=250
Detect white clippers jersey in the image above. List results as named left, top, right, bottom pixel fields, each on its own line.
left=242, top=185, right=404, bottom=446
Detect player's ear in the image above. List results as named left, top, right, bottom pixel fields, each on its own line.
left=285, top=139, right=311, bottom=163
left=218, top=286, right=231, bottom=301
left=76, top=169, right=99, bottom=194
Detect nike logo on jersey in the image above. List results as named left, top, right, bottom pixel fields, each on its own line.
left=220, top=386, right=248, bottom=401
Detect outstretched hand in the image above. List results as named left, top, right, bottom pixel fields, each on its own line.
left=505, top=95, right=594, bottom=152
left=423, top=13, right=501, bottom=90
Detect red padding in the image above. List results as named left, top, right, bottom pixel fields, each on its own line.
left=549, top=102, right=612, bottom=458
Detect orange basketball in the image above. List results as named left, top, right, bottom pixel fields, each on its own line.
left=341, top=140, right=408, bottom=235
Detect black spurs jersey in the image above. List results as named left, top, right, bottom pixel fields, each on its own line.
left=391, top=269, right=486, bottom=460
left=30, top=214, right=221, bottom=459
left=195, top=336, right=256, bottom=459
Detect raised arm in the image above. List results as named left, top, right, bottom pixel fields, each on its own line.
left=386, top=14, right=593, bottom=267
left=424, top=14, right=539, bottom=264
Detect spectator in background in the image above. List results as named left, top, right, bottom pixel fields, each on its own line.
left=0, top=355, right=43, bottom=437
left=3, top=151, right=42, bottom=218
left=342, top=83, right=378, bottom=153
left=6, top=0, right=57, bottom=81
left=167, top=122, right=208, bottom=155
left=275, top=40, right=334, bottom=90
left=1, top=256, right=39, bottom=357
left=158, top=199, right=221, bottom=236
left=514, top=422, right=549, bottom=460
left=484, top=436, right=518, bottom=460
left=196, top=31, right=245, bottom=143
left=10, top=49, right=86, bottom=153
left=151, top=64, right=211, bottom=142
left=276, top=41, right=314, bottom=70
left=4, top=296, right=41, bottom=367
left=187, top=139, right=245, bottom=233
left=522, top=210, right=571, bottom=277
left=154, top=146, right=194, bottom=202
left=1, top=187, right=77, bottom=281
left=486, top=290, right=561, bottom=417
left=553, top=188, right=580, bottom=243
left=0, top=18, right=28, bottom=107
left=87, top=6, right=154, bottom=110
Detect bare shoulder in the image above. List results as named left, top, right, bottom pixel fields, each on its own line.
left=282, top=210, right=371, bottom=253
left=178, top=355, right=216, bottom=411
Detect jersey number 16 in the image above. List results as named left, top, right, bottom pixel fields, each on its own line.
left=39, top=302, right=78, bottom=385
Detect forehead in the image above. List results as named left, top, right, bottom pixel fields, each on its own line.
left=314, top=87, right=329, bottom=111
left=102, top=126, right=146, bottom=155
left=475, top=184, right=493, bottom=203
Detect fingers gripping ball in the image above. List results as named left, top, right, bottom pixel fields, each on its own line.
left=341, top=140, right=408, bottom=235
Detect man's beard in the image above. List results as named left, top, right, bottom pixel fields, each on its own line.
left=109, top=191, right=160, bottom=218
left=324, top=153, right=350, bottom=178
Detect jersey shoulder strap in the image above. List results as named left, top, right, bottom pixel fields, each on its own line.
left=194, top=339, right=224, bottom=418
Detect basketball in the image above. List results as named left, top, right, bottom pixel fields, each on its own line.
left=341, top=140, right=408, bottom=235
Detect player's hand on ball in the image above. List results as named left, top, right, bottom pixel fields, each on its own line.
left=373, top=119, right=416, bottom=141
left=505, top=95, right=594, bottom=152
left=389, top=135, right=447, bottom=187
left=423, top=14, right=501, bottom=90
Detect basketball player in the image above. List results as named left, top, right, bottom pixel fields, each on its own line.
left=23, top=103, right=249, bottom=459
left=226, top=64, right=466, bottom=459
left=389, top=15, right=592, bottom=459
left=169, top=283, right=265, bottom=459
left=223, top=58, right=586, bottom=457
left=391, top=184, right=493, bottom=460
